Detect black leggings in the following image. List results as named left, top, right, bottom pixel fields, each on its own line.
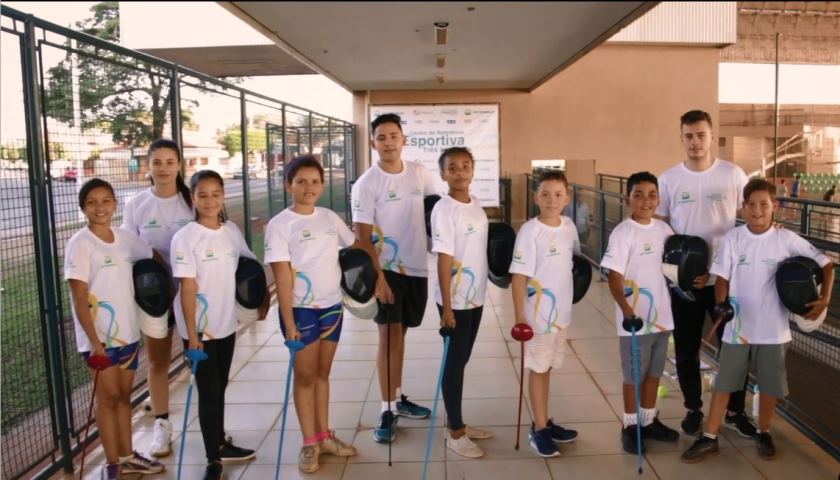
left=437, top=305, right=483, bottom=431
left=672, top=286, right=746, bottom=412
left=183, top=332, right=236, bottom=462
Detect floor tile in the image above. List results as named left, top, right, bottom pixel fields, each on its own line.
left=547, top=453, right=658, bottom=479
left=446, top=458, right=553, bottom=480
left=646, top=447, right=765, bottom=479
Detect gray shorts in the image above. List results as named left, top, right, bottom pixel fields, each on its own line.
left=715, top=343, right=788, bottom=398
left=619, top=331, right=670, bottom=384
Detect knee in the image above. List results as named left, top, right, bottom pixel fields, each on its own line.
left=295, top=371, right=316, bottom=389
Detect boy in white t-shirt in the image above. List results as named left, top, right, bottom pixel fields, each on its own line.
left=509, top=171, right=580, bottom=458
left=601, top=171, right=680, bottom=456
left=430, top=147, right=492, bottom=458
left=351, top=113, right=438, bottom=443
left=682, top=179, right=833, bottom=463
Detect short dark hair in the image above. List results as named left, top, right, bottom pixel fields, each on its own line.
left=371, top=113, right=403, bottom=134
left=78, top=178, right=115, bottom=209
left=743, top=178, right=777, bottom=202
left=285, top=154, right=325, bottom=183
left=189, top=170, right=228, bottom=222
left=680, top=110, right=713, bottom=129
left=438, top=147, right=474, bottom=172
left=626, top=171, right=658, bottom=196
left=537, top=170, right=568, bottom=187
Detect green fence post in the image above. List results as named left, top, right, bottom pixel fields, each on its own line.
left=240, top=91, right=252, bottom=246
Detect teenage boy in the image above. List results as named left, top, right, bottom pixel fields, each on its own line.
left=656, top=110, right=753, bottom=437
left=601, top=171, right=680, bottom=455
left=351, top=113, right=437, bottom=443
left=682, top=179, right=833, bottom=462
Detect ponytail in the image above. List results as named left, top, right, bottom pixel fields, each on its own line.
left=175, top=173, right=193, bottom=209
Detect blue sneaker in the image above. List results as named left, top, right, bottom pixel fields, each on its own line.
left=529, top=424, right=561, bottom=458
left=547, top=418, right=578, bottom=444
left=396, top=394, right=431, bottom=419
left=374, top=410, right=398, bottom=443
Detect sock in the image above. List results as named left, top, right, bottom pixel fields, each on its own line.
left=381, top=400, right=397, bottom=413
left=303, top=435, right=319, bottom=446
left=640, top=408, right=656, bottom=427
left=118, top=454, right=132, bottom=463
left=758, top=428, right=769, bottom=434
left=623, top=413, right=637, bottom=428
left=155, top=413, right=170, bottom=421
left=702, top=432, right=717, bottom=440
left=395, top=387, right=402, bottom=400
left=316, top=431, right=330, bottom=442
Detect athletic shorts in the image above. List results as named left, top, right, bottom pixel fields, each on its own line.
left=279, top=303, right=343, bottom=347
left=524, top=329, right=568, bottom=374
left=81, top=341, right=140, bottom=371
left=374, top=271, right=428, bottom=328
left=619, top=331, right=670, bottom=384
left=714, top=343, right=788, bottom=398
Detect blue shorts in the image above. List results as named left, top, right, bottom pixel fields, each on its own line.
left=81, top=341, right=140, bottom=371
left=279, top=303, right=343, bottom=347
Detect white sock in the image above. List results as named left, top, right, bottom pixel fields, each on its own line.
left=395, top=387, right=402, bottom=400
left=703, top=432, right=717, bottom=440
left=118, top=454, right=132, bottom=463
left=623, top=413, right=638, bottom=428
left=640, top=408, right=656, bottom=427
left=381, top=401, right=391, bottom=413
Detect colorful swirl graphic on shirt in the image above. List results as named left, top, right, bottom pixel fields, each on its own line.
left=623, top=280, right=661, bottom=334
left=371, top=225, right=406, bottom=274
left=89, top=292, right=122, bottom=348
left=292, top=268, right=318, bottom=308
left=726, top=296, right=749, bottom=344
left=451, top=259, right=479, bottom=309
left=196, top=293, right=211, bottom=339
left=526, top=278, right=560, bottom=333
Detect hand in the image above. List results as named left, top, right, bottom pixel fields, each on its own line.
left=622, top=315, right=644, bottom=334
left=713, top=302, right=735, bottom=324
left=440, top=308, right=456, bottom=329
left=257, top=303, right=269, bottom=321
left=375, top=273, right=394, bottom=304
left=804, top=298, right=829, bottom=320
left=693, top=273, right=710, bottom=289
left=91, top=343, right=107, bottom=359
left=188, top=335, right=203, bottom=352
left=620, top=305, right=635, bottom=320
left=284, top=324, right=301, bottom=342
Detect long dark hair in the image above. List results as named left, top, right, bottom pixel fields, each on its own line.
left=189, top=169, right=228, bottom=223
left=147, top=138, right=192, bottom=209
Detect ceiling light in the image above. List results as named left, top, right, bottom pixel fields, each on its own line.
left=436, top=74, right=445, bottom=84
left=436, top=54, right=446, bottom=68
left=435, top=21, right=449, bottom=45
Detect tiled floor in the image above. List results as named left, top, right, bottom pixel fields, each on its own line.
left=61, top=272, right=839, bottom=479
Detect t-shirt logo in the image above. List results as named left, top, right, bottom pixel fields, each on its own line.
left=466, top=223, right=475, bottom=235
left=761, top=257, right=778, bottom=268
left=144, top=218, right=160, bottom=229
left=641, top=243, right=654, bottom=256
left=547, top=244, right=561, bottom=257
left=386, top=190, right=401, bottom=202
left=678, top=191, right=695, bottom=204
left=203, top=249, right=218, bottom=262
left=175, top=251, right=187, bottom=265
left=103, top=255, right=114, bottom=267
left=738, top=254, right=749, bottom=266
left=301, top=230, right=315, bottom=243
left=706, top=193, right=724, bottom=203
left=411, top=188, right=423, bottom=197
left=512, top=250, right=524, bottom=264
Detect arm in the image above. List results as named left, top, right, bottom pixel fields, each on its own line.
left=714, top=276, right=730, bottom=304
left=607, top=271, right=634, bottom=318
left=511, top=273, right=528, bottom=326
left=805, top=263, right=835, bottom=320
left=353, top=222, right=393, bottom=304
left=68, top=279, right=106, bottom=358
left=437, top=253, right=456, bottom=328
left=270, top=261, right=299, bottom=340
left=179, top=277, right=202, bottom=350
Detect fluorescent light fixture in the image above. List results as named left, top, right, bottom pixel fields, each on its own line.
left=435, top=21, right=449, bottom=45
left=436, top=74, right=445, bottom=84
left=436, top=54, right=446, bottom=68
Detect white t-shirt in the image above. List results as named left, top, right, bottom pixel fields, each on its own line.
left=351, top=160, right=438, bottom=277
left=170, top=221, right=256, bottom=340
left=656, top=159, right=748, bottom=278
left=122, top=188, right=194, bottom=264
left=64, top=227, right=153, bottom=352
left=264, top=207, right=355, bottom=308
left=431, top=194, right=489, bottom=309
left=710, top=225, right=830, bottom=345
left=508, top=217, right=580, bottom=334
left=600, top=218, right=675, bottom=337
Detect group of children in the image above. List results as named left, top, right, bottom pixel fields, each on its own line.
left=66, top=112, right=829, bottom=479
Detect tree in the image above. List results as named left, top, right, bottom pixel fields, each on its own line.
left=43, top=2, right=195, bottom=146
left=219, top=126, right=267, bottom=157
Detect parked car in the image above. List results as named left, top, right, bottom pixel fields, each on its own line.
left=63, top=167, right=78, bottom=182
left=232, top=167, right=256, bottom=179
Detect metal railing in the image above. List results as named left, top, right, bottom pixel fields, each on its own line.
left=525, top=174, right=840, bottom=460
left=0, top=7, right=355, bottom=479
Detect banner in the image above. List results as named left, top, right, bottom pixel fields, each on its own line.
left=370, top=104, right=500, bottom=207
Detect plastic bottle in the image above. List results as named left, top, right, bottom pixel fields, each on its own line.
left=752, top=385, right=760, bottom=419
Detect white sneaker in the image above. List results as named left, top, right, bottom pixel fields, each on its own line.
left=446, top=432, right=485, bottom=458
left=150, top=418, right=173, bottom=457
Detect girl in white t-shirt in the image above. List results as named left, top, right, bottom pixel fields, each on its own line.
left=265, top=155, right=360, bottom=474
left=169, top=170, right=257, bottom=479
left=122, top=138, right=194, bottom=458
left=64, top=179, right=163, bottom=479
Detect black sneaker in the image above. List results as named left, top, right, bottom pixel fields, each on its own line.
left=756, top=432, right=777, bottom=460
left=641, top=417, right=680, bottom=442
left=219, top=440, right=256, bottom=463
left=374, top=410, right=398, bottom=443
left=724, top=411, right=758, bottom=439
left=203, top=461, right=222, bottom=480
left=620, top=425, right=645, bottom=455
left=546, top=418, right=578, bottom=444
left=396, top=394, right=431, bottom=419
left=681, top=409, right=704, bottom=435
left=529, top=424, right=561, bottom=458
left=681, top=434, right=719, bottom=463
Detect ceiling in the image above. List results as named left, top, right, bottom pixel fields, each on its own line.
left=220, top=1, right=657, bottom=91
left=138, top=45, right=316, bottom=77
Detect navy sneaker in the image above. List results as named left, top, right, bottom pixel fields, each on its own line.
left=529, top=423, right=561, bottom=458
left=681, top=434, right=719, bottom=463
left=621, top=425, right=646, bottom=455
left=546, top=418, right=578, bottom=444
left=756, top=432, right=777, bottom=460
left=396, top=394, right=431, bottom=419
left=374, top=410, right=398, bottom=443
left=641, top=417, right=680, bottom=442
left=724, top=411, right=758, bottom=439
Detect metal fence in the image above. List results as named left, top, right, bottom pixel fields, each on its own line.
left=525, top=174, right=840, bottom=460
left=0, top=7, right=355, bottom=479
